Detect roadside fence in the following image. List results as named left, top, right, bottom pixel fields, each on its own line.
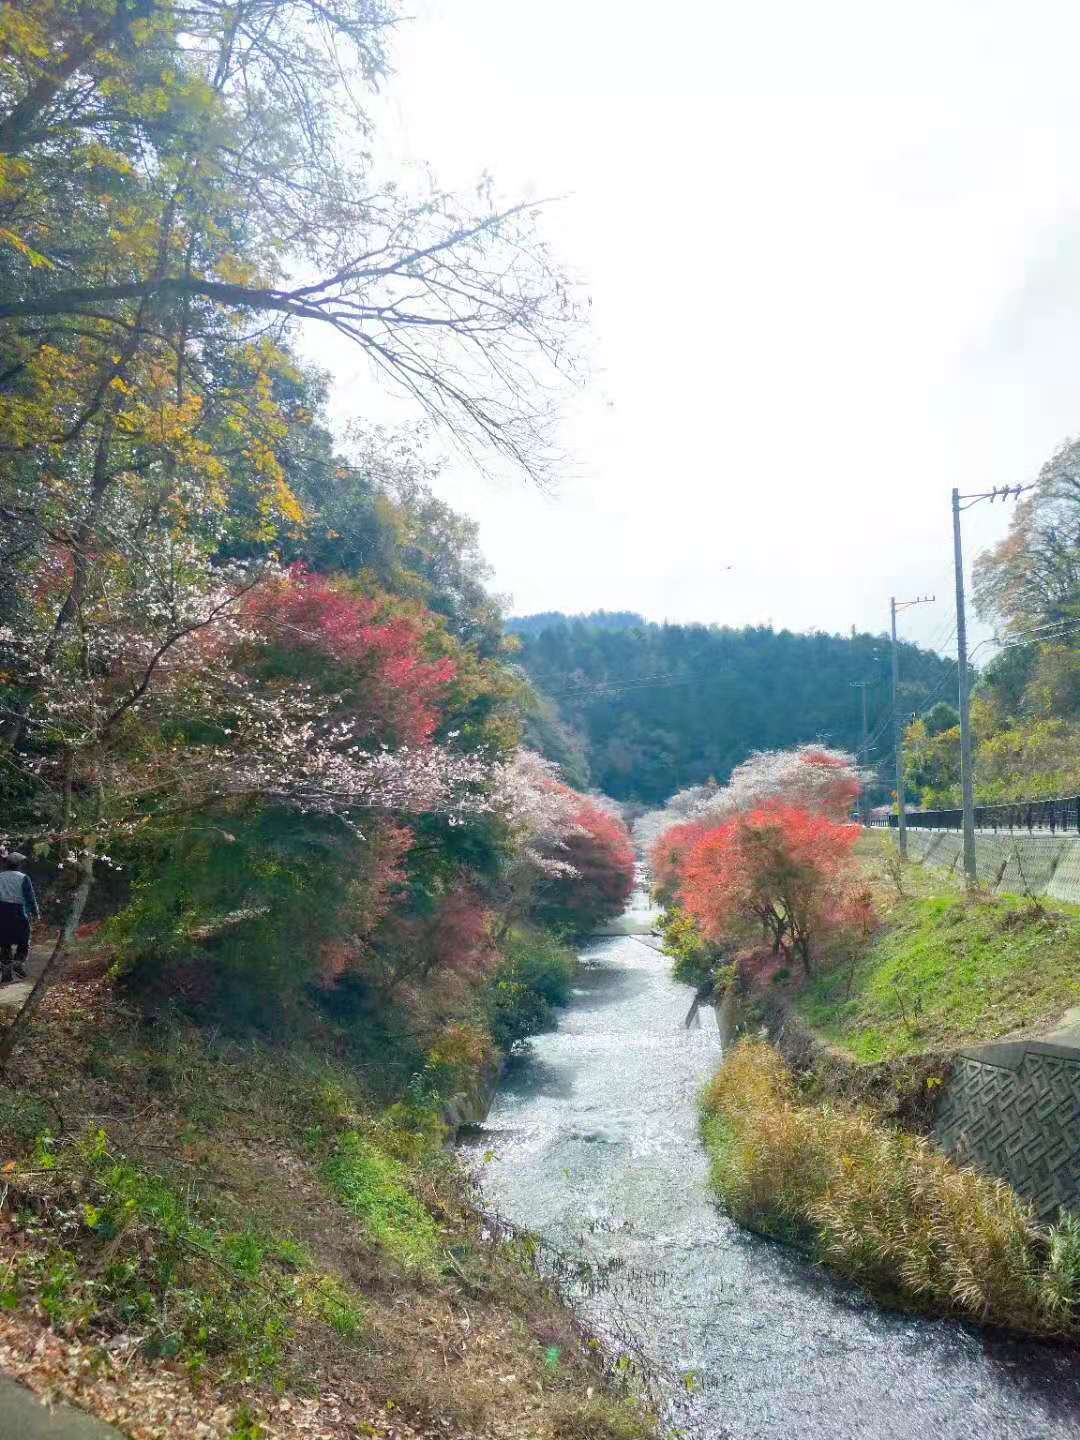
left=867, top=795, right=1080, bottom=835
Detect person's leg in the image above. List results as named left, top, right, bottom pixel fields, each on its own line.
left=13, top=923, right=28, bottom=978
left=0, top=944, right=12, bottom=984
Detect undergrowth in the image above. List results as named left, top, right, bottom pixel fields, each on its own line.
left=700, top=1040, right=1080, bottom=1336
left=0, top=1008, right=660, bottom=1439
left=322, top=1132, right=440, bottom=1273
left=1, top=1126, right=364, bottom=1383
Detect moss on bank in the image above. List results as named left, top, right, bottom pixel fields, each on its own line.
left=700, top=1041, right=1080, bottom=1337
left=794, top=886, right=1080, bottom=1063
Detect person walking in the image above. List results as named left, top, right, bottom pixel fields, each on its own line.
left=0, top=852, right=40, bottom=984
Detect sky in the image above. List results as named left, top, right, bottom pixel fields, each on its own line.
left=313, top=0, right=1080, bottom=656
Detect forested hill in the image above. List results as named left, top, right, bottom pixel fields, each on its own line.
left=513, top=616, right=959, bottom=804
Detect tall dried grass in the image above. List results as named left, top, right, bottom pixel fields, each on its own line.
left=701, top=1041, right=1080, bottom=1336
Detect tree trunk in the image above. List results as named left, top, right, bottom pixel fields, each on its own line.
left=0, top=846, right=95, bottom=1075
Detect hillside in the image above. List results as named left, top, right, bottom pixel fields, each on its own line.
left=512, top=617, right=958, bottom=805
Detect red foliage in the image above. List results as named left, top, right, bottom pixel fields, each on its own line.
left=317, top=821, right=413, bottom=985
left=543, top=798, right=635, bottom=930
left=649, top=819, right=712, bottom=905
left=375, top=883, right=500, bottom=1020
left=427, top=886, right=499, bottom=984
left=246, top=567, right=455, bottom=744
left=679, top=805, right=865, bottom=973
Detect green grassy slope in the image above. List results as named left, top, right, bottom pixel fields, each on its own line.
left=796, top=889, right=1080, bottom=1062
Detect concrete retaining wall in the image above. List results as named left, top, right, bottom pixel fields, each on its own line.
left=903, top=829, right=1080, bottom=905
left=934, top=1040, right=1080, bottom=1222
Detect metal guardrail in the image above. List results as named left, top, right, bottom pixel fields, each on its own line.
left=867, top=795, right=1080, bottom=834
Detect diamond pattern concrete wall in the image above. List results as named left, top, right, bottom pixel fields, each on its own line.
left=904, top=830, right=1080, bottom=904
left=934, top=1042, right=1080, bottom=1221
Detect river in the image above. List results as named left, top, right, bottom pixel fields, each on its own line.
left=461, top=879, right=1080, bottom=1440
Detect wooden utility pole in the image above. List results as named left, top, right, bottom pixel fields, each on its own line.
left=890, top=595, right=935, bottom=857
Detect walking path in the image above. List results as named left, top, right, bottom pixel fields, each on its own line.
left=0, top=1376, right=124, bottom=1437
left=0, top=942, right=119, bottom=1434
left=0, top=941, right=49, bottom=1011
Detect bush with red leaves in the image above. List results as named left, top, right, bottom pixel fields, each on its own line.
left=536, top=798, right=635, bottom=932
left=649, top=819, right=712, bottom=906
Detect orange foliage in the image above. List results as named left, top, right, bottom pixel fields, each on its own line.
left=678, top=805, right=866, bottom=974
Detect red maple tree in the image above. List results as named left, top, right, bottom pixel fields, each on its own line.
left=539, top=798, right=636, bottom=931
left=680, top=805, right=864, bottom=974
left=245, top=566, right=456, bottom=745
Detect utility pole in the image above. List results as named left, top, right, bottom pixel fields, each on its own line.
left=890, top=595, right=935, bottom=857
left=950, top=483, right=1034, bottom=885
left=951, top=488, right=977, bottom=885
left=851, top=679, right=871, bottom=825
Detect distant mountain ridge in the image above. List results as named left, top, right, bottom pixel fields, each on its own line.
left=506, top=610, right=646, bottom=636
left=509, top=614, right=958, bottom=805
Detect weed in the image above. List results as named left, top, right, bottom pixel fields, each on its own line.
left=322, top=1131, right=441, bottom=1272
left=545, top=1392, right=655, bottom=1440
left=701, top=1041, right=1080, bottom=1337
left=227, top=1405, right=267, bottom=1440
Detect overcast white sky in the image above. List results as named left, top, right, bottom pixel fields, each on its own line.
left=315, top=0, right=1080, bottom=655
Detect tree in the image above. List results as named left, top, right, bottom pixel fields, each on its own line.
left=0, top=2, right=578, bottom=481
left=923, top=702, right=960, bottom=738
left=642, top=743, right=860, bottom=864
left=511, top=616, right=951, bottom=805
left=974, top=438, right=1080, bottom=638
left=533, top=796, right=635, bottom=932
left=679, top=806, right=865, bottom=975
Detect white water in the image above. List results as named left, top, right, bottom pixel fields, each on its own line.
left=463, top=880, right=1080, bottom=1439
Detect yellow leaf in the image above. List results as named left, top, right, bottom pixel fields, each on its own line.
left=0, top=228, right=54, bottom=269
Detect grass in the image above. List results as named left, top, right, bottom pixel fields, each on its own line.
left=322, top=1131, right=441, bottom=1273
left=0, top=994, right=659, bottom=1440
left=2, top=1125, right=366, bottom=1382
left=700, top=1041, right=1080, bottom=1336
left=793, top=838, right=1080, bottom=1061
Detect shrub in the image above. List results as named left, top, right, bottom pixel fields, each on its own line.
left=701, top=1041, right=1080, bottom=1336
left=481, top=928, right=574, bottom=1053
left=657, top=906, right=728, bottom=991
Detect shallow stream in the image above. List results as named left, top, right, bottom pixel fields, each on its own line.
left=462, top=881, right=1080, bottom=1439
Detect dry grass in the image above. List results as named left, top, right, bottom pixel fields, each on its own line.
left=701, top=1041, right=1080, bottom=1336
